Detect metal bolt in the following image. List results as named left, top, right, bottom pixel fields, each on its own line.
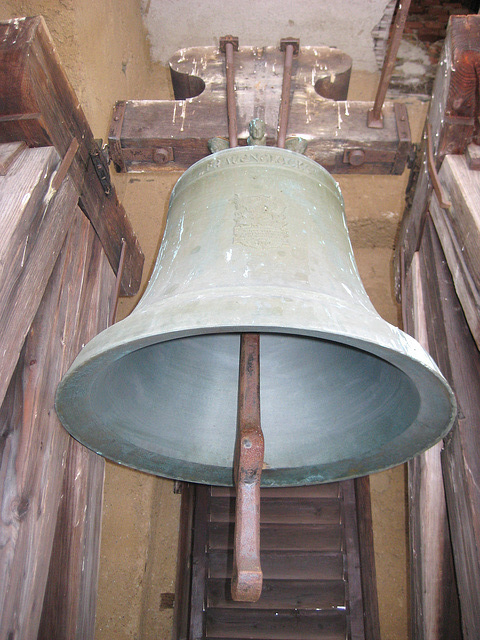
left=349, top=149, right=366, bottom=166
left=154, top=148, right=170, bottom=164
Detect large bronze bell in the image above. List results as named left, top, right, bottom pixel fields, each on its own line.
left=56, top=146, right=456, bottom=487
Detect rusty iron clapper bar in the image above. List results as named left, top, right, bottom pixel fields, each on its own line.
left=219, top=34, right=300, bottom=602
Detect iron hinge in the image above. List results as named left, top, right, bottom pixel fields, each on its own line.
left=90, top=139, right=112, bottom=196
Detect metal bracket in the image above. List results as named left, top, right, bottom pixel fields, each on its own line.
left=219, top=35, right=239, bottom=53
left=280, top=37, right=300, bottom=55
left=90, top=139, right=112, bottom=197
left=426, top=123, right=451, bottom=209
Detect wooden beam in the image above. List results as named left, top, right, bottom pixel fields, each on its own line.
left=0, top=16, right=144, bottom=295
left=172, top=483, right=195, bottom=640
left=342, top=480, right=366, bottom=640
left=189, top=485, right=209, bottom=640
left=354, top=476, right=381, bottom=640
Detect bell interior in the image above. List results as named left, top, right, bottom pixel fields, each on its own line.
left=87, top=331, right=420, bottom=485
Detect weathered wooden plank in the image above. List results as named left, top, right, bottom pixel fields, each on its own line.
left=37, top=218, right=115, bottom=640
left=210, top=483, right=340, bottom=498
left=207, top=578, right=345, bottom=610
left=77, top=156, right=144, bottom=297
left=417, top=219, right=480, bottom=640
left=0, top=140, right=26, bottom=174
left=342, top=480, right=365, bottom=640
left=0, top=146, right=77, bottom=408
left=208, top=523, right=342, bottom=552
left=209, top=497, right=341, bottom=524
left=172, top=483, right=196, bottom=640
left=208, top=550, right=344, bottom=581
left=0, top=206, right=113, bottom=640
left=0, top=16, right=144, bottom=295
left=402, top=223, right=462, bottom=640
left=114, top=98, right=408, bottom=175
left=429, top=154, right=480, bottom=348
left=206, top=608, right=347, bottom=639
left=189, top=485, right=209, bottom=640
left=354, top=476, right=381, bottom=640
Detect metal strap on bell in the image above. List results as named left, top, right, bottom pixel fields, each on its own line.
left=56, top=145, right=456, bottom=487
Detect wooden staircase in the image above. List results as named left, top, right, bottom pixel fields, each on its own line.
left=174, top=480, right=378, bottom=640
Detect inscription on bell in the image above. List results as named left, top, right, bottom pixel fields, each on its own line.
left=232, top=194, right=289, bottom=251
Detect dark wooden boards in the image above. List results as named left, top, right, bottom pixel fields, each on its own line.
left=210, top=497, right=341, bottom=524
left=429, top=154, right=480, bottom=348
left=418, top=219, right=480, bottom=639
left=0, top=16, right=144, bottom=296
left=206, top=608, right=347, bottom=639
left=173, top=481, right=380, bottom=639
left=209, top=523, right=343, bottom=553
left=207, top=578, right=346, bottom=610
left=397, top=219, right=465, bottom=639
left=354, top=476, right=381, bottom=640
left=208, top=550, right=344, bottom=581
left=109, top=44, right=411, bottom=175
left=211, top=483, right=340, bottom=498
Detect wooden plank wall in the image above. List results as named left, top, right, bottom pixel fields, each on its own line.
left=0, top=143, right=117, bottom=639
left=0, top=16, right=144, bottom=639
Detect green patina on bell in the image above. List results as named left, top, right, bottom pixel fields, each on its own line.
left=56, top=146, right=456, bottom=486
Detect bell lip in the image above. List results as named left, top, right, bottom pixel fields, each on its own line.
left=56, top=321, right=457, bottom=486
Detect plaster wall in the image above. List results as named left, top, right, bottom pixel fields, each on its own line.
left=0, top=2, right=427, bottom=639
left=141, top=0, right=394, bottom=71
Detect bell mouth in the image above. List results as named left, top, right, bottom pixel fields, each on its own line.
left=56, top=329, right=455, bottom=486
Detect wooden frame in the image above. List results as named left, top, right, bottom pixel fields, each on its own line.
left=394, top=15, right=480, bottom=639
left=0, top=17, right=145, bottom=639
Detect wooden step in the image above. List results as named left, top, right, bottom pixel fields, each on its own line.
left=209, top=497, right=341, bottom=524
left=205, top=608, right=347, bottom=639
left=210, top=484, right=340, bottom=498
left=207, top=578, right=346, bottom=610
left=208, top=523, right=343, bottom=552
left=208, top=550, right=344, bottom=580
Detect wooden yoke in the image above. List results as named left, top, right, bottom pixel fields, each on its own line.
left=109, top=44, right=412, bottom=175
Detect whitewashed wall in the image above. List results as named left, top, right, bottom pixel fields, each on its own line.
left=141, top=0, right=393, bottom=71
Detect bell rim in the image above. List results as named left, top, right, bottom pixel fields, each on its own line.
left=56, top=318, right=457, bottom=486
